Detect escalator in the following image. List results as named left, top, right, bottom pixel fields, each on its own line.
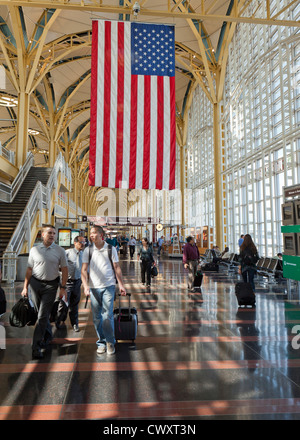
left=0, top=167, right=52, bottom=257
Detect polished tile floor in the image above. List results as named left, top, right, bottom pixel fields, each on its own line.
left=0, top=253, right=300, bottom=420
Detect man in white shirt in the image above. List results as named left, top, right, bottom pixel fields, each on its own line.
left=81, top=225, right=126, bottom=355
left=21, top=225, right=68, bottom=359
left=128, top=235, right=137, bottom=259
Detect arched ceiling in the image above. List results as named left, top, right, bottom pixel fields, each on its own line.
left=0, top=0, right=298, bottom=171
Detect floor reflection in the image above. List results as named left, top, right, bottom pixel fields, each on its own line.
left=0, top=254, right=300, bottom=420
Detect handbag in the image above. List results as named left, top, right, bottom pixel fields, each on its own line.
left=151, top=264, right=158, bottom=277
left=50, top=298, right=69, bottom=323
left=9, top=297, right=37, bottom=327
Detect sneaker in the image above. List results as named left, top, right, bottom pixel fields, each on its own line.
left=73, top=324, right=80, bottom=332
left=107, top=343, right=115, bottom=355
left=97, top=344, right=106, bottom=354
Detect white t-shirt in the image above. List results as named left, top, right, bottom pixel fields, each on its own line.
left=82, top=242, right=119, bottom=288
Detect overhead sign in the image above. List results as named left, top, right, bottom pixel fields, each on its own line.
left=87, top=216, right=160, bottom=226
left=284, top=184, right=300, bottom=200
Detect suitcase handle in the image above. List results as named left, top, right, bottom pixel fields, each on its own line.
left=118, top=292, right=131, bottom=309
left=117, top=293, right=133, bottom=331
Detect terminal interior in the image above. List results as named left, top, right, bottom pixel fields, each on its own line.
left=0, top=0, right=300, bottom=421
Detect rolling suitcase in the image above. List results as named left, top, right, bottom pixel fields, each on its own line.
left=113, top=293, right=138, bottom=343
left=235, top=282, right=256, bottom=307
left=193, top=270, right=203, bottom=291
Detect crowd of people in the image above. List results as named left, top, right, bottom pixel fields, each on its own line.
left=182, top=233, right=282, bottom=294
left=18, top=224, right=281, bottom=360
left=20, top=225, right=159, bottom=359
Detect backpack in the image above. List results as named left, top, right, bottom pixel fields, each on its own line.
left=242, top=249, right=259, bottom=266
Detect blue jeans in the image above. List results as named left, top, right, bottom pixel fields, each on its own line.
left=90, top=285, right=116, bottom=346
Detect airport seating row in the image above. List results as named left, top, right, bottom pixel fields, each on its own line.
left=200, top=249, right=284, bottom=284
left=255, top=256, right=283, bottom=283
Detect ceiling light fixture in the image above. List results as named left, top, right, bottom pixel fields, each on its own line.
left=28, top=128, right=40, bottom=135
left=0, top=96, right=18, bottom=107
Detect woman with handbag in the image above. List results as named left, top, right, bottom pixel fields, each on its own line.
left=137, top=238, right=156, bottom=287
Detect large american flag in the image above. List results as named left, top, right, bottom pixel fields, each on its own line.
left=89, top=20, right=176, bottom=190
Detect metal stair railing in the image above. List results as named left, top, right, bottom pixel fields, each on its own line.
left=0, top=152, right=34, bottom=203
left=2, top=152, right=72, bottom=282
left=0, top=142, right=15, bottom=165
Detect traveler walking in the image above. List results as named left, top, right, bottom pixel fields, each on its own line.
left=137, top=238, right=155, bottom=287
left=157, top=236, right=164, bottom=257
left=21, top=225, right=68, bottom=359
left=238, top=234, right=259, bottom=292
left=56, top=235, right=85, bottom=332
left=129, top=235, right=137, bottom=259
left=81, top=225, right=126, bottom=355
left=183, top=236, right=200, bottom=292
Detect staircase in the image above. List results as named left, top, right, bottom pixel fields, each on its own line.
left=0, top=167, right=52, bottom=257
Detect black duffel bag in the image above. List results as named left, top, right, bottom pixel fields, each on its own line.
left=151, top=264, right=158, bottom=277
left=50, top=298, right=68, bottom=323
left=9, top=297, right=37, bottom=327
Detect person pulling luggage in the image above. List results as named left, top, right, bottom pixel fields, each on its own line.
left=81, top=225, right=126, bottom=356
left=183, top=236, right=200, bottom=292
left=238, top=234, right=259, bottom=292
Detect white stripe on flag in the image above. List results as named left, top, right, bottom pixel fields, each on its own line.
left=149, top=76, right=157, bottom=189
left=108, top=21, right=118, bottom=188
left=135, top=76, right=144, bottom=189
left=122, top=22, right=131, bottom=189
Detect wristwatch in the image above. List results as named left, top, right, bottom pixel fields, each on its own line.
left=60, top=284, right=66, bottom=289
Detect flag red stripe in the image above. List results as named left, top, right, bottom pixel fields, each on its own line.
left=102, top=21, right=111, bottom=188
left=143, top=75, right=151, bottom=189
left=169, top=76, right=176, bottom=190
left=89, top=20, right=98, bottom=186
left=129, top=75, right=138, bottom=189
left=156, top=76, right=164, bottom=190
left=115, top=22, right=125, bottom=188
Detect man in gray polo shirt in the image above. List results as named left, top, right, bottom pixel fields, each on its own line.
left=21, top=225, right=68, bottom=359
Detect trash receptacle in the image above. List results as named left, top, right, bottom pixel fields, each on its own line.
left=16, top=254, right=29, bottom=281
